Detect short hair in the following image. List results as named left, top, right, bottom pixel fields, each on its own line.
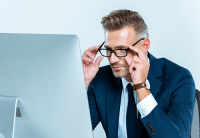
left=101, top=9, right=149, bottom=38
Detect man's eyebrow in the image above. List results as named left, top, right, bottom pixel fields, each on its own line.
left=104, top=45, right=127, bottom=49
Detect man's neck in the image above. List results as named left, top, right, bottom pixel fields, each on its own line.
left=124, top=74, right=132, bottom=82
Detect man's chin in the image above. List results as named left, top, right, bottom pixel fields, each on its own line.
left=112, top=70, right=129, bottom=78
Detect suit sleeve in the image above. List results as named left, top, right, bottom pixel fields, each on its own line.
left=87, top=80, right=100, bottom=130
left=141, top=68, right=196, bottom=138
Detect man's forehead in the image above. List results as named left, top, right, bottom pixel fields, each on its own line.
left=105, top=29, right=129, bottom=39
left=104, top=27, right=137, bottom=47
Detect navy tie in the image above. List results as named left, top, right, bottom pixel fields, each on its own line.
left=126, top=83, right=137, bottom=138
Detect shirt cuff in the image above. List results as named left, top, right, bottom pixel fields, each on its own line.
left=136, top=93, right=157, bottom=118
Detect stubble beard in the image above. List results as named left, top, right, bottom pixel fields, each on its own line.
left=111, top=66, right=130, bottom=78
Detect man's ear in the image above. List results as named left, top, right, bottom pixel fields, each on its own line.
left=142, top=38, right=150, bottom=55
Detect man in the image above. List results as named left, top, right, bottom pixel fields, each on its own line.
left=82, top=10, right=195, bottom=138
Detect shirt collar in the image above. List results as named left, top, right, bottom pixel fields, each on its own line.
left=122, top=77, right=133, bottom=92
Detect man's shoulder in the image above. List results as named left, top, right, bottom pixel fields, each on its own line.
left=157, top=57, right=185, bottom=70
left=156, top=56, right=192, bottom=79
left=148, top=52, right=193, bottom=82
left=149, top=53, right=182, bottom=69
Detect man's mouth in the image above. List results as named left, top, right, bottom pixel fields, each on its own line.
left=112, top=66, right=123, bottom=70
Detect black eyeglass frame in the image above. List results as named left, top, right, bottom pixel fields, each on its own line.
left=98, top=38, right=145, bottom=57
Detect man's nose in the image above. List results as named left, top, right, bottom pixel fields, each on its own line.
left=109, top=52, right=120, bottom=63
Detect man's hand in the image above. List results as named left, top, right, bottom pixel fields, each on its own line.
left=125, top=45, right=150, bottom=101
left=125, top=45, right=150, bottom=85
left=82, top=45, right=104, bottom=89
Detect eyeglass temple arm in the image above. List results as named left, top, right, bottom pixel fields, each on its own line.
left=132, top=38, right=145, bottom=46
left=98, top=41, right=105, bottom=50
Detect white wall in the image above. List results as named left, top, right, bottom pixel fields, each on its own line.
left=0, top=0, right=200, bottom=137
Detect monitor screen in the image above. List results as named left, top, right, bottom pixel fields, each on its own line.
left=0, top=33, right=93, bottom=138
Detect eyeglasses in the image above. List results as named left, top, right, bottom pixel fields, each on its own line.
left=98, top=38, right=145, bottom=57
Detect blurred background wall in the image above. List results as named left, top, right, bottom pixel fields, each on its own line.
left=0, top=0, right=200, bottom=137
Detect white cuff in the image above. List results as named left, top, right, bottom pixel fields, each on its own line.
left=137, top=93, right=157, bottom=118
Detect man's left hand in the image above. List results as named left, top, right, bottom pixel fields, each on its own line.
left=125, top=45, right=150, bottom=85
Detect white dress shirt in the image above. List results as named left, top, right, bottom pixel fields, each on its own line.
left=118, top=56, right=158, bottom=138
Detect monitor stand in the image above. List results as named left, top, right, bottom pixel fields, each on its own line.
left=0, top=96, right=18, bottom=138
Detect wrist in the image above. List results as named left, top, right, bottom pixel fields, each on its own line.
left=85, top=80, right=91, bottom=89
left=133, top=79, right=150, bottom=90
left=133, top=78, right=146, bottom=85
left=137, top=88, right=151, bottom=101
left=133, top=82, right=147, bottom=91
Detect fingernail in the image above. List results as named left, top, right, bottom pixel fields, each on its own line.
left=92, top=56, right=94, bottom=59
left=89, top=58, right=91, bottom=61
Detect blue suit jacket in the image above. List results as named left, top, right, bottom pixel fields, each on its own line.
left=87, top=52, right=195, bottom=138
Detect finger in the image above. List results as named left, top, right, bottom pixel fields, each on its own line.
left=83, top=60, right=92, bottom=66
left=82, top=53, right=94, bottom=63
left=133, top=55, right=144, bottom=63
left=125, top=56, right=132, bottom=66
left=125, top=56, right=136, bottom=73
left=82, top=57, right=93, bottom=65
left=129, top=62, right=141, bottom=74
left=84, top=50, right=95, bottom=59
left=88, top=44, right=101, bottom=52
left=129, top=59, right=136, bottom=74
left=94, top=55, right=104, bottom=68
left=89, top=45, right=101, bottom=56
left=97, top=43, right=103, bottom=49
left=128, top=46, right=147, bottom=61
left=84, top=60, right=92, bottom=65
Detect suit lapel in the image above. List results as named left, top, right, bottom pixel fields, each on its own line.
left=147, top=52, right=162, bottom=98
left=106, top=77, right=122, bottom=138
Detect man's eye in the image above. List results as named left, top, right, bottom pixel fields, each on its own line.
left=115, top=49, right=124, bottom=50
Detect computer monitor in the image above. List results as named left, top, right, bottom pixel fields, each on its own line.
left=0, top=33, right=93, bottom=138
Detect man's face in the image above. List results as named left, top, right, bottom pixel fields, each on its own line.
left=104, top=26, right=142, bottom=78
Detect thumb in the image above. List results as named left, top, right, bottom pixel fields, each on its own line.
left=94, top=55, right=104, bottom=68
left=125, top=56, right=132, bottom=65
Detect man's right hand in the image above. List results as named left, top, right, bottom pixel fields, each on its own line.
left=82, top=45, right=104, bottom=89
